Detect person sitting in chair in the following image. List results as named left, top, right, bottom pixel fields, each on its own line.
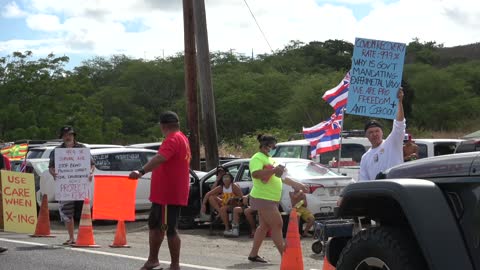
left=201, top=173, right=243, bottom=237
left=290, top=187, right=315, bottom=237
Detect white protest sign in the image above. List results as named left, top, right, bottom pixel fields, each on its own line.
left=54, top=148, right=91, bottom=201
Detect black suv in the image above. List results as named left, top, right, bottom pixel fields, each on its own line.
left=327, top=152, right=480, bottom=270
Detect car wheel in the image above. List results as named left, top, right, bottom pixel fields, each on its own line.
left=178, top=216, right=195, bottom=230
left=73, top=201, right=84, bottom=221
left=336, top=227, right=426, bottom=270
left=312, top=240, right=323, bottom=254
left=325, top=237, right=350, bottom=266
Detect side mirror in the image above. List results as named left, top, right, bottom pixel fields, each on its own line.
left=341, top=173, right=347, bottom=176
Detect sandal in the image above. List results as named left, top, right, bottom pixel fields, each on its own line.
left=62, top=240, right=75, bottom=246
left=248, top=255, right=268, bottom=263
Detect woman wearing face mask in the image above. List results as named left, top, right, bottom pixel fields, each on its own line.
left=211, top=165, right=227, bottom=189
left=247, top=134, right=307, bottom=263
left=201, top=172, right=243, bottom=237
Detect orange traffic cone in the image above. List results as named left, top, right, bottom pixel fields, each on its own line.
left=323, top=256, right=336, bottom=270
left=71, top=198, right=100, bottom=248
left=30, top=194, right=55, bottom=237
left=280, top=209, right=304, bottom=270
left=109, top=220, right=130, bottom=248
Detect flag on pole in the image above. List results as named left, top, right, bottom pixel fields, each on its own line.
left=1, top=143, right=28, bottom=161
left=322, top=72, right=350, bottom=114
left=303, top=111, right=343, bottom=157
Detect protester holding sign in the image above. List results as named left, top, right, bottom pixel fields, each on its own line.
left=359, top=88, right=405, bottom=181
left=0, top=153, right=10, bottom=253
left=48, top=126, right=95, bottom=245
left=0, top=153, right=11, bottom=171
left=129, top=111, right=191, bottom=270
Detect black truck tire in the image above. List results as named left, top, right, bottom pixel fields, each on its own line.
left=177, top=216, right=195, bottom=230
left=336, top=227, right=426, bottom=270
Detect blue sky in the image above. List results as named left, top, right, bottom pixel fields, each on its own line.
left=0, top=0, right=479, bottom=69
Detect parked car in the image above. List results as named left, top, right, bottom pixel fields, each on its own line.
left=413, top=138, right=464, bottom=158
left=26, top=144, right=124, bottom=160
left=272, top=138, right=371, bottom=180
left=181, top=158, right=354, bottom=228
left=35, top=148, right=203, bottom=216
left=326, top=152, right=480, bottom=270
left=454, top=139, right=480, bottom=154
left=126, top=142, right=162, bottom=151
left=23, top=158, right=51, bottom=212
left=13, top=139, right=62, bottom=151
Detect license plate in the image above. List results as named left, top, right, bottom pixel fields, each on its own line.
left=328, top=187, right=343, bottom=197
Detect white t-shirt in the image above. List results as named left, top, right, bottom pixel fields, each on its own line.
left=359, top=119, right=406, bottom=181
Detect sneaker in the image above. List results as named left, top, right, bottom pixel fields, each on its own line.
left=232, top=226, right=239, bottom=237
left=224, top=227, right=239, bottom=237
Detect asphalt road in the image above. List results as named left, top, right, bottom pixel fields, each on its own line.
left=0, top=217, right=325, bottom=270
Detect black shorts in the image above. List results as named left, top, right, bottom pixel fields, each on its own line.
left=148, top=203, right=181, bottom=236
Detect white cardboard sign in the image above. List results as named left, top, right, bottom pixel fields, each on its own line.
left=54, top=148, right=91, bottom=201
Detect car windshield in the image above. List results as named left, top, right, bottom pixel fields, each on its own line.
left=285, top=161, right=339, bottom=179
left=93, top=152, right=144, bottom=171
left=27, top=149, right=45, bottom=159
left=32, top=161, right=50, bottom=174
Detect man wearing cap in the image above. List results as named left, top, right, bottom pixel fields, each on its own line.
left=403, top=134, right=419, bottom=162
left=359, top=88, right=406, bottom=181
left=48, top=126, right=95, bottom=245
left=129, top=111, right=191, bottom=270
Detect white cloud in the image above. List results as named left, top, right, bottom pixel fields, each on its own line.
left=1, top=1, right=28, bottom=18
left=26, top=14, right=62, bottom=32
left=355, top=0, right=480, bottom=46
left=1, top=0, right=479, bottom=62
left=317, top=0, right=382, bottom=4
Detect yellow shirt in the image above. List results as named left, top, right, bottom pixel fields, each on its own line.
left=249, top=152, right=283, bottom=202
left=221, top=185, right=235, bottom=206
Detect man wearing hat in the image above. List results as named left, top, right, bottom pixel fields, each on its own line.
left=359, top=88, right=406, bottom=181
left=129, top=111, right=191, bottom=270
left=48, top=126, right=95, bottom=245
left=403, top=134, right=419, bottom=162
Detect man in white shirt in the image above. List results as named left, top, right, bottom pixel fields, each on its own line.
left=359, top=88, right=406, bottom=181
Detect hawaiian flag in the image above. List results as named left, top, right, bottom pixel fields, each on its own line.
left=1, top=143, right=28, bottom=161
left=303, top=111, right=343, bottom=157
left=322, top=72, right=350, bottom=114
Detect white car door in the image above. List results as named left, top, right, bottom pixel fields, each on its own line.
left=112, top=151, right=152, bottom=210
left=93, top=151, right=152, bottom=211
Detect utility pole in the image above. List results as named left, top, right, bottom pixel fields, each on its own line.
left=193, top=0, right=219, bottom=170
left=183, top=0, right=200, bottom=170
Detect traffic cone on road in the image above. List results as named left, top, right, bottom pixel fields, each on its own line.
left=109, top=220, right=130, bottom=248
left=30, top=194, right=55, bottom=238
left=71, top=198, right=100, bottom=248
left=323, top=256, right=336, bottom=270
left=280, top=209, right=304, bottom=270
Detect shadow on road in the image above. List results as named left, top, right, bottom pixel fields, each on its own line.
left=225, top=262, right=275, bottom=269
left=16, top=245, right=63, bottom=251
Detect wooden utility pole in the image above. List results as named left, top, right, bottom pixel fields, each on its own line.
left=183, top=0, right=200, bottom=170
left=193, top=0, right=219, bottom=170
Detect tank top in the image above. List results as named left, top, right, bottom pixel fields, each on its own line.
left=221, top=185, right=235, bottom=206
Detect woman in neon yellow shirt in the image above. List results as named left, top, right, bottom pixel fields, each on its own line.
left=247, top=134, right=307, bottom=263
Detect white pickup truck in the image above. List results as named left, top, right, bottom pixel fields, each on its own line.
left=272, top=138, right=464, bottom=181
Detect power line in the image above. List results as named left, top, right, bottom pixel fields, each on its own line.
left=243, top=0, right=274, bottom=53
